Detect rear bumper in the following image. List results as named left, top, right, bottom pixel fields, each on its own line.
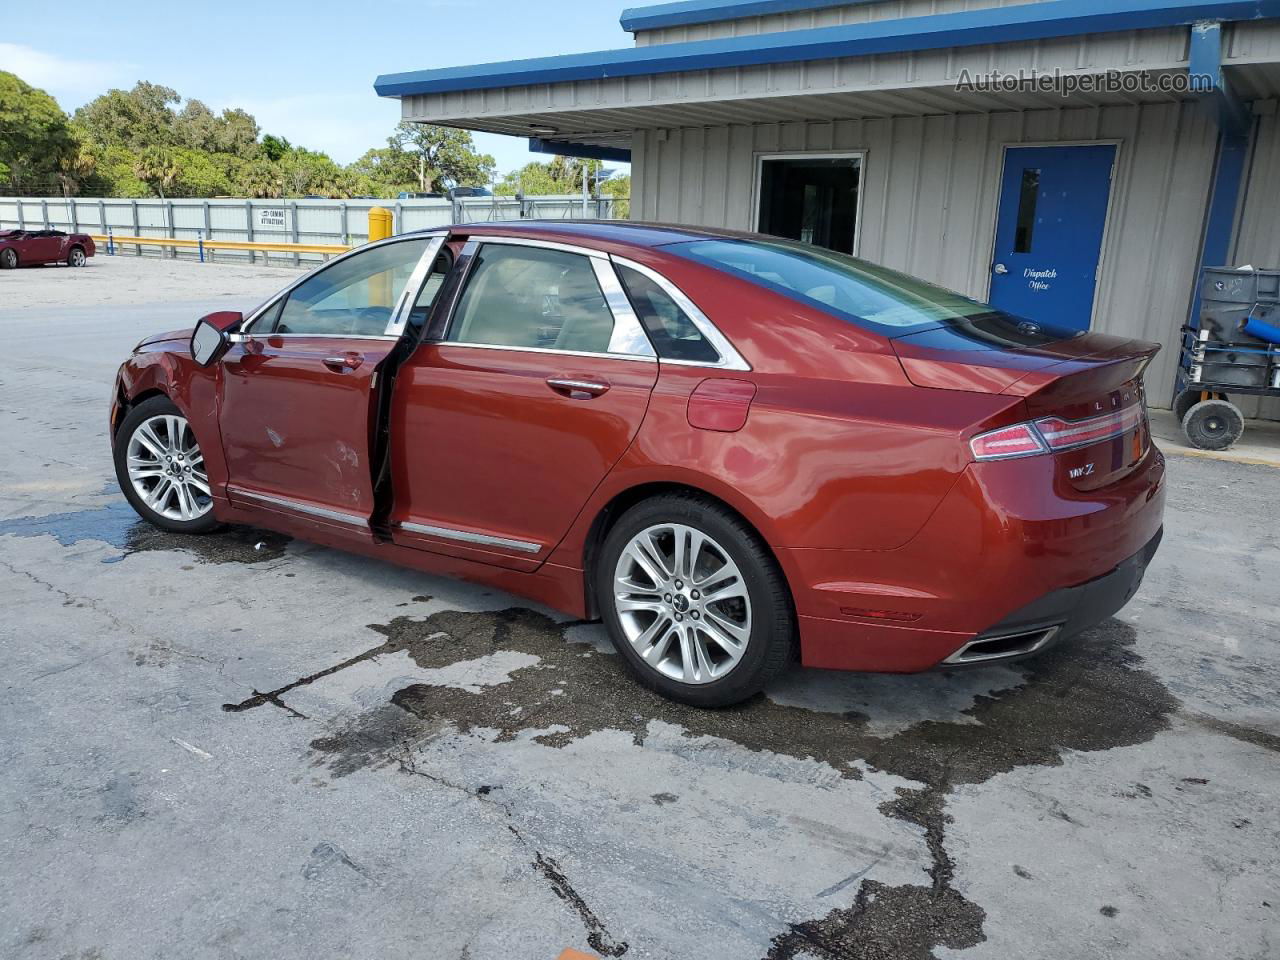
left=784, top=445, right=1166, bottom=672
left=940, top=527, right=1162, bottom=666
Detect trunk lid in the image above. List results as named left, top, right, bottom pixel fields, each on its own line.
left=891, top=322, right=1160, bottom=491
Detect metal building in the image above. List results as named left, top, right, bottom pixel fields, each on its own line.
left=375, top=0, right=1280, bottom=413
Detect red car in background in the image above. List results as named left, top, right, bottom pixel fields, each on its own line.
left=108, top=222, right=1166, bottom=707
left=0, top=228, right=95, bottom=269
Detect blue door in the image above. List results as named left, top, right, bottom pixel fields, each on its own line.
left=989, top=145, right=1116, bottom=331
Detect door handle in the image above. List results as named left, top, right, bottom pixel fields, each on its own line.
left=323, top=352, right=364, bottom=372
left=993, top=263, right=1009, bottom=275
left=546, top=377, right=610, bottom=398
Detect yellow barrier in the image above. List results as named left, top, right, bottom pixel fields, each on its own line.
left=367, top=206, right=393, bottom=243
left=90, top=234, right=352, bottom=256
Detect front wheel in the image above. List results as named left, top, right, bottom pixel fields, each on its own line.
left=67, top=246, right=87, bottom=267
left=114, top=396, right=220, bottom=534
left=597, top=494, right=795, bottom=707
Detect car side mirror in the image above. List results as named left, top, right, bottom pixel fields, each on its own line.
left=190, top=311, right=242, bottom=366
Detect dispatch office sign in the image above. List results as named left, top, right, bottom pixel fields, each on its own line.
left=255, top=207, right=289, bottom=232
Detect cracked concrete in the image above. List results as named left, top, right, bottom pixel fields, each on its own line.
left=2, top=260, right=1279, bottom=960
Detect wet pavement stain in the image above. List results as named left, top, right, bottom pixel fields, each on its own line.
left=0, top=500, right=291, bottom=564
left=230, top=608, right=1178, bottom=960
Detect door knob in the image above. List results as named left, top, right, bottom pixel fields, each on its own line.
left=993, top=263, right=1009, bottom=275
left=547, top=377, right=610, bottom=398
left=323, top=352, right=364, bottom=372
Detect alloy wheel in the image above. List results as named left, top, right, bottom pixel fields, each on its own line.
left=70, top=248, right=86, bottom=267
left=612, top=522, right=752, bottom=685
left=126, top=414, right=212, bottom=522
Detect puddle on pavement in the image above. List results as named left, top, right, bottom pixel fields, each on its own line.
left=226, top=606, right=1178, bottom=960
left=0, top=500, right=290, bottom=564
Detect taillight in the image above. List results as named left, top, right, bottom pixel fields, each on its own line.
left=970, top=423, right=1047, bottom=460
left=1034, top=405, right=1145, bottom=452
left=970, top=405, right=1146, bottom=461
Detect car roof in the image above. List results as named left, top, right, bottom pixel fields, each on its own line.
left=442, top=219, right=753, bottom=250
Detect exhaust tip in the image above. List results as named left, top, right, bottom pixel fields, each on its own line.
left=943, top=626, right=1061, bottom=666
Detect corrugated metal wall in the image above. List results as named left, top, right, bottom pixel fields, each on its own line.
left=632, top=101, right=1222, bottom=407
left=632, top=0, right=1052, bottom=45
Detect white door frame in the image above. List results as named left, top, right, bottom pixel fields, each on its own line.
left=986, top=140, right=1124, bottom=331
left=751, top=151, right=868, bottom=256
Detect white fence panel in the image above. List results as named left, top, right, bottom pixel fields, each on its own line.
left=0, top=194, right=624, bottom=266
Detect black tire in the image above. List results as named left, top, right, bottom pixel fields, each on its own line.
left=67, top=245, right=87, bottom=267
left=1172, top=389, right=1223, bottom=422
left=597, top=493, right=795, bottom=708
left=114, top=395, right=222, bottom=534
left=0, top=248, right=17, bottom=269
left=1181, top=398, right=1244, bottom=451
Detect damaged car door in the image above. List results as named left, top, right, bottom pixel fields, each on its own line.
left=217, top=235, right=443, bottom=540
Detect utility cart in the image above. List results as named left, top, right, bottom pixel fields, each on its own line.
left=1174, top=267, right=1280, bottom=450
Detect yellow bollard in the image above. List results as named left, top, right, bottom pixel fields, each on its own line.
left=368, top=206, right=393, bottom=242
left=368, top=206, right=394, bottom=308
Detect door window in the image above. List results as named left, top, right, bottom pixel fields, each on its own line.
left=617, top=264, right=719, bottom=363
left=270, top=238, right=431, bottom=336
left=1014, top=168, right=1041, bottom=254
left=447, top=244, right=616, bottom=353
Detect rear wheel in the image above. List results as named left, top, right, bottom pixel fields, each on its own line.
left=0, top=249, right=17, bottom=269
left=1182, top=398, right=1244, bottom=451
left=597, top=494, right=795, bottom=707
left=114, top=396, right=220, bottom=534
left=67, top=246, right=87, bottom=267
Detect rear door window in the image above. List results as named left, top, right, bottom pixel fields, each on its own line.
left=616, top=264, right=719, bottom=363
left=447, top=244, right=616, bottom=354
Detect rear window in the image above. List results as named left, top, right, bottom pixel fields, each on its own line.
left=669, top=237, right=1079, bottom=342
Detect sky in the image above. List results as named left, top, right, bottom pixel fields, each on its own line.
left=2, top=1, right=637, bottom=176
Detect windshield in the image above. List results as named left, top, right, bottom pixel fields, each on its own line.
left=668, top=237, right=1081, bottom=343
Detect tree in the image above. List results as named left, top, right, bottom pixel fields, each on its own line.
left=0, top=71, right=79, bottom=195
left=216, top=108, right=260, bottom=158
left=75, top=82, right=181, bottom=152
left=56, top=130, right=98, bottom=197
left=387, top=122, right=495, bottom=192
left=133, top=147, right=180, bottom=198
left=260, top=134, right=292, bottom=162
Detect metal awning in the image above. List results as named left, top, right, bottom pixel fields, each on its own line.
left=374, top=0, right=1280, bottom=156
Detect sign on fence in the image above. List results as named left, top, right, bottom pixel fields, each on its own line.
left=255, top=207, right=289, bottom=231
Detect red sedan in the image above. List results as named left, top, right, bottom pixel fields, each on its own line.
left=109, top=222, right=1165, bottom=707
left=0, top=229, right=95, bottom=268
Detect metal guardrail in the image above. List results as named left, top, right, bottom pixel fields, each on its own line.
left=92, top=234, right=351, bottom=259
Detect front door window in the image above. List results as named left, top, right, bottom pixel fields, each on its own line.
left=266, top=238, right=432, bottom=337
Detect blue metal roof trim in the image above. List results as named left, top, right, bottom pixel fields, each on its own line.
left=620, top=0, right=877, bottom=33
left=530, top=139, right=633, bottom=163
left=375, top=0, right=1280, bottom=98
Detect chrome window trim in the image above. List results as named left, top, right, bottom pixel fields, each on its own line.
left=438, top=341, right=657, bottom=364
left=591, top=257, right=657, bottom=358
left=399, top=520, right=542, bottom=555
left=464, top=234, right=608, bottom=260
left=384, top=234, right=446, bottom=338
left=230, top=333, right=398, bottom=343
left=238, top=232, right=449, bottom=335
left=230, top=487, right=369, bottom=527
left=610, top=255, right=752, bottom=372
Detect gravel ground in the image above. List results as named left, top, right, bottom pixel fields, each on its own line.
left=1, top=255, right=1277, bottom=960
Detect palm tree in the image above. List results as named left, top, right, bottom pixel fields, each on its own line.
left=133, top=147, right=180, bottom=199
